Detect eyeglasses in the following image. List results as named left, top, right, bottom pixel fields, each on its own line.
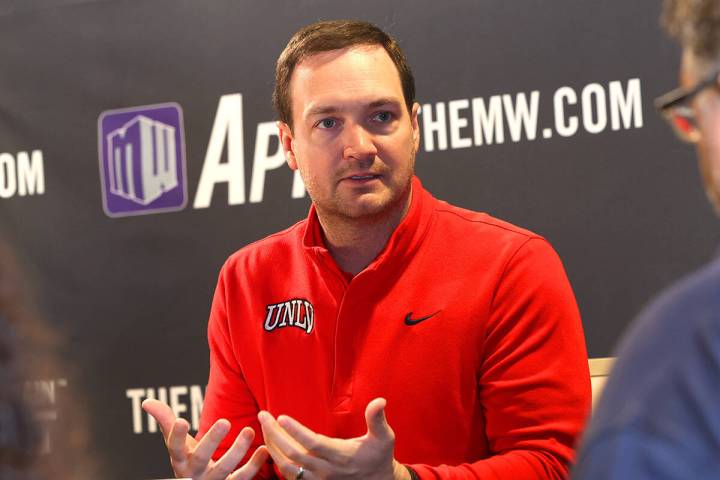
left=654, top=69, right=720, bottom=143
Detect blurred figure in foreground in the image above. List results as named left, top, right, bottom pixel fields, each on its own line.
left=0, top=240, right=94, bottom=479
left=573, top=1, right=720, bottom=479
left=0, top=243, right=41, bottom=479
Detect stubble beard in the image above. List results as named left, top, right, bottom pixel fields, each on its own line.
left=307, top=166, right=414, bottom=225
left=340, top=174, right=411, bottom=222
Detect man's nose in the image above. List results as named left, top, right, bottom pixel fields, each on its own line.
left=342, top=123, right=378, bottom=160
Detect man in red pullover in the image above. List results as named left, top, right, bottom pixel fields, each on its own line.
left=144, top=20, right=591, bottom=480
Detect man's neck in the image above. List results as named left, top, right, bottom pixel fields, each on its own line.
left=317, top=190, right=412, bottom=276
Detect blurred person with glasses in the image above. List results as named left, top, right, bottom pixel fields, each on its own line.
left=573, top=1, right=720, bottom=479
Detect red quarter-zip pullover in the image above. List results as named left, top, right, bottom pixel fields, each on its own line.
left=199, top=177, right=591, bottom=479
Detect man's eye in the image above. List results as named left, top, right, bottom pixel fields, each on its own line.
left=317, top=118, right=336, bottom=129
left=373, top=111, right=393, bottom=123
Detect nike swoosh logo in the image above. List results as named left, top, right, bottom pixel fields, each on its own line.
left=404, top=311, right=440, bottom=326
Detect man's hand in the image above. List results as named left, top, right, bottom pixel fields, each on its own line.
left=258, top=398, right=410, bottom=480
left=142, top=399, right=269, bottom=480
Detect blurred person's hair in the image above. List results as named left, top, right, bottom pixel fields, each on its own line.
left=664, top=0, right=720, bottom=61
left=0, top=240, right=94, bottom=478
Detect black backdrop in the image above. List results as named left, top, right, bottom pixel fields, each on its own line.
left=1, top=0, right=719, bottom=478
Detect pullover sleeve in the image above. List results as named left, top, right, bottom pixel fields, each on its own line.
left=198, top=264, right=276, bottom=479
left=409, top=238, right=591, bottom=479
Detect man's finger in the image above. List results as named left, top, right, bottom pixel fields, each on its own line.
left=228, top=445, right=270, bottom=480
left=269, top=447, right=310, bottom=480
left=364, top=398, right=393, bottom=440
left=187, top=418, right=231, bottom=474
left=206, top=426, right=255, bottom=480
left=257, top=423, right=296, bottom=480
left=167, top=418, right=192, bottom=463
left=258, top=411, right=321, bottom=468
left=275, top=413, right=337, bottom=461
left=142, top=399, right=177, bottom=442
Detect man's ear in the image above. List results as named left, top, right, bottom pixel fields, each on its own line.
left=411, top=102, right=420, bottom=154
left=277, top=121, right=298, bottom=170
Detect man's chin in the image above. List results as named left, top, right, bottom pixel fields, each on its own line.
left=320, top=178, right=412, bottom=221
left=699, top=160, right=720, bottom=216
left=705, top=186, right=720, bottom=217
left=333, top=194, right=399, bottom=220
left=340, top=202, right=391, bottom=220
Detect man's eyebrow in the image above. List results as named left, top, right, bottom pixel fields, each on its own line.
left=304, top=98, right=403, bottom=119
left=305, top=105, right=339, bottom=118
left=368, top=98, right=402, bottom=108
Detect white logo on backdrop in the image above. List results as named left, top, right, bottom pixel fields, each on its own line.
left=106, top=116, right=179, bottom=206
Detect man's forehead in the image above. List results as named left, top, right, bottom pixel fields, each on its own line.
left=289, top=44, right=404, bottom=116
left=680, top=50, right=698, bottom=86
left=681, top=49, right=718, bottom=86
left=295, top=44, right=389, bottom=73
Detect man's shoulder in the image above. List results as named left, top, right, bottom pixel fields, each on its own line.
left=222, top=218, right=307, bottom=271
left=620, top=255, right=720, bottom=353
left=587, top=255, right=720, bottom=437
left=431, top=199, right=544, bottom=245
left=577, top=257, right=720, bottom=478
left=649, top=254, right=720, bottom=315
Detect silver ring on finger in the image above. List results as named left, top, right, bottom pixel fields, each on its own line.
left=295, top=466, right=305, bottom=479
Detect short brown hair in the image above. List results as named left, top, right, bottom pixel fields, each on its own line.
left=663, top=0, right=720, bottom=61
left=273, top=20, right=416, bottom=129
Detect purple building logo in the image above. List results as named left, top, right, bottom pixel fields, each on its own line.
left=98, top=103, right=187, bottom=217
